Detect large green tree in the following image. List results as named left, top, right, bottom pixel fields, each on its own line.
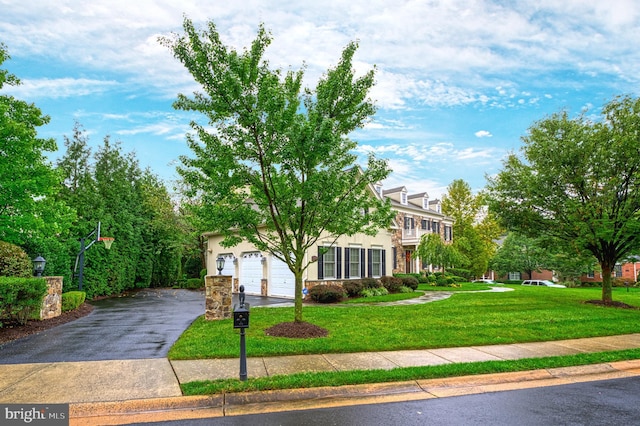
left=57, top=126, right=182, bottom=297
left=487, top=95, right=640, bottom=303
left=0, top=43, right=74, bottom=274
left=161, top=18, right=393, bottom=323
left=490, top=233, right=551, bottom=279
left=441, top=179, right=500, bottom=277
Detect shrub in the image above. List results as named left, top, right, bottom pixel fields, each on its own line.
left=0, top=241, right=32, bottom=278
left=399, top=276, right=419, bottom=290
left=185, top=278, right=204, bottom=289
left=399, top=286, right=414, bottom=293
left=448, top=268, right=471, bottom=280
left=612, top=277, right=634, bottom=287
left=435, top=277, right=449, bottom=286
left=62, top=291, right=86, bottom=312
left=309, top=284, right=344, bottom=303
left=418, top=275, right=429, bottom=283
left=343, top=280, right=364, bottom=298
left=360, top=277, right=381, bottom=289
left=361, top=287, right=389, bottom=297
left=447, top=275, right=465, bottom=284
left=427, top=274, right=437, bottom=283
left=0, top=277, right=47, bottom=326
left=200, top=269, right=208, bottom=279
left=380, top=276, right=403, bottom=293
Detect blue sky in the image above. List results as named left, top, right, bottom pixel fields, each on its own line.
left=2, top=1, right=639, bottom=198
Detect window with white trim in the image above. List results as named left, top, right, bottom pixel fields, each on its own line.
left=370, top=249, right=383, bottom=277
left=614, top=264, right=622, bottom=277
left=349, top=248, right=361, bottom=278
left=508, top=272, right=521, bottom=280
left=401, top=192, right=407, bottom=205
left=323, top=246, right=336, bottom=279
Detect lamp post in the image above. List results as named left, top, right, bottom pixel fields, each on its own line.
left=74, top=222, right=114, bottom=291
left=33, top=256, right=46, bottom=277
left=216, top=255, right=225, bottom=275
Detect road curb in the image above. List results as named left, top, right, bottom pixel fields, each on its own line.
left=69, top=360, right=640, bottom=425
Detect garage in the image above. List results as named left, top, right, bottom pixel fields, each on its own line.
left=240, top=252, right=263, bottom=295
left=219, top=253, right=236, bottom=279
left=269, top=256, right=296, bottom=298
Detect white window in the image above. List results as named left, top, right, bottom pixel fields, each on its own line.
left=423, top=197, right=429, bottom=209
left=323, top=247, right=336, bottom=279
left=508, top=272, right=521, bottom=280
left=401, top=192, right=407, bottom=205
left=371, top=249, right=383, bottom=277
left=349, top=248, right=361, bottom=278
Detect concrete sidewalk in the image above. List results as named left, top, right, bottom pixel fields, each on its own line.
left=2, top=334, right=640, bottom=424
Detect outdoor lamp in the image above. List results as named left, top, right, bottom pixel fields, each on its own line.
left=33, top=256, right=46, bottom=277
left=216, top=256, right=225, bottom=275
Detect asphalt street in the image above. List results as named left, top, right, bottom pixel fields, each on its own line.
left=129, top=376, right=640, bottom=426
left=0, top=288, right=288, bottom=364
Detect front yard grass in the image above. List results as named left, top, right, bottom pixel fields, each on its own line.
left=168, top=286, right=640, bottom=360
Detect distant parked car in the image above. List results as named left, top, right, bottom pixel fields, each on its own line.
left=521, top=279, right=566, bottom=288
left=472, top=279, right=495, bottom=284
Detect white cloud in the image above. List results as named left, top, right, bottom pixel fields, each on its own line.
left=475, top=130, right=493, bottom=138
left=3, top=78, right=119, bottom=99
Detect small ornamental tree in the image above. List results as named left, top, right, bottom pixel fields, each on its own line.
left=415, top=233, right=464, bottom=274
left=161, top=18, right=393, bottom=323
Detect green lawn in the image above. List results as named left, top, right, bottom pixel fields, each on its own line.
left=168, top=285, right=640, bottom=360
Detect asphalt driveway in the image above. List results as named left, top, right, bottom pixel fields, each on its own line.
left=0, top=288, right=288, bottom=364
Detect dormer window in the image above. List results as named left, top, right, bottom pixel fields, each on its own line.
left=422, top=197, right=429, bottom=209
left=374, top=184, right=382, bottom=195
left=401, top=191, right=407, bottom=205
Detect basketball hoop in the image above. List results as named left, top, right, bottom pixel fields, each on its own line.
left=99, top=237, right=115, bottom=250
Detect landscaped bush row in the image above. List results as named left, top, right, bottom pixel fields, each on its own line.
left=308, top=284, right=344, bottom=303
left=62, top=291, right=86, bottom=312
left=0, top=277, right=47, bottom=327
left=309, top=275, right=420, bottom=303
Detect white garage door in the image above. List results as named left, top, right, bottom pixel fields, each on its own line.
left=240, top=252, right=262, bottom=294
left=220, top=253, right=235, bottom=279
left=270, top=256, right=296, bottom=298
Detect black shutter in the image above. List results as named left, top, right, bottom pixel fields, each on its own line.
left=382, top=249, right=387, bottom=276
left=317, top=246, right=324, bottom=280
left=336, top=247, right=342, bottom=279
left=344, top=248, right=350, bottom=279
left=360, top=248, right=366, bottom=278
left=367, top=249, right=373, bottom=277
left=393, top=247, right=397, bottom=269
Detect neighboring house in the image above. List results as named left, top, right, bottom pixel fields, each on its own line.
left=581, top=259, right=640, bottom=284
left=495, top=260, right=640, bottom=284
left=496, top=270, right=554, bottom=282
left=205, top=182, right=454, bottom=298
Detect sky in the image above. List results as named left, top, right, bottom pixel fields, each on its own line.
left=2, top=1, right=640, bottom=199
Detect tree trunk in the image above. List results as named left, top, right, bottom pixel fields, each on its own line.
left=601, top=262, right=613, bottom=304
left=294, top=270, right=303, bottom=323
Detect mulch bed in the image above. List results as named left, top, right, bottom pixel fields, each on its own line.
left=583, top=300, right=638, bottom=309
left=0, top=303, right=94, bottom=345
left=265, top=321, right=329, bottom=338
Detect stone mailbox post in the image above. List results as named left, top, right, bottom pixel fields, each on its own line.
left=205, top=275, right=232, bottom=320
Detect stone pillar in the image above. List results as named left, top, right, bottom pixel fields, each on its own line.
left=205, top=275, right=232, bottom=320
left=40, top=276, right=63, bottom=320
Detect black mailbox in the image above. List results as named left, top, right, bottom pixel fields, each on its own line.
left=233, top=305, right=250, bottom=329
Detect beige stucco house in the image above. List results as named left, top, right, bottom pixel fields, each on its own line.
left=205, top=182, right=453, bottom=298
